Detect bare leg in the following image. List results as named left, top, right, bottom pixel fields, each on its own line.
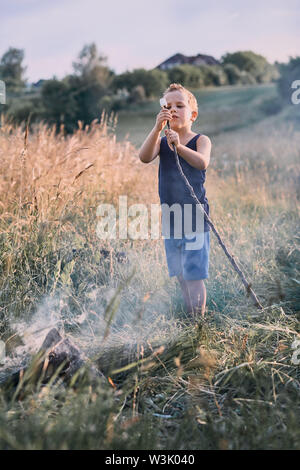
left=186, top=279, right=207, bottom=318
left=177, top=275, right=207, bottom=318
left=177, top=274, right=190, bottom=311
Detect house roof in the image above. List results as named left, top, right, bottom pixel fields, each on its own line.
left=157, top=53, right=220, bottom=70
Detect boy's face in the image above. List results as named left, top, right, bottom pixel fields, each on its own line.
left=164, top=90, right=197, bottom=131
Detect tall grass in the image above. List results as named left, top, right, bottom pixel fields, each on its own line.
left=0, top=102, right=299, bottom=449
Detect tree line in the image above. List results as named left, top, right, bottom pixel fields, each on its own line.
left=0, top=44, right=298, bottom=132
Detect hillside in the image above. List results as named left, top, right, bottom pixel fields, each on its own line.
left=115, top=83, right=279, bottom=146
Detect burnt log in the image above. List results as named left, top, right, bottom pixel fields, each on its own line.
left=0, top=323, right=205, bottom=398
left=0, top=328, right=103, bottom=397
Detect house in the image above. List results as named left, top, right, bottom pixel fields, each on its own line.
left=156, top=53, right=220, bottom=70
left=32, top=79, right=46, bottom=89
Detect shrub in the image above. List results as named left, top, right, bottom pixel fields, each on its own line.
left=222, top=51, right=278, bottom=83
left=112, top=69, right=168, bottom=98
left=223, top=63, right=242, bottom=85
left=203, top=65, right=228, bottom=86
left=167, top=65, right=205, bottom=88
left=129, top=85, right=146, bottom=103
left=277, top=56, right=300, bottom=105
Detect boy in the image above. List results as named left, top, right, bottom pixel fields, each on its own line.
left=138, top=83, right=211, bottom=318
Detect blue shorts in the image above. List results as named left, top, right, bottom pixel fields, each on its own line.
left=164, top=231, right=210, bottom=280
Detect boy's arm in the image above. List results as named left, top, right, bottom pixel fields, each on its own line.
left=166, top=132, right=211, bottom=170
left=138, top=127, right=161, bottom=164
left=183, top=135, right=211, bottom=170
left=138, top=107, right=172, bottom=163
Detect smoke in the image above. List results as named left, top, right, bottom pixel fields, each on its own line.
left=3, top=276, right=182, bottom=365
left=1, top=243, right=185, bottom=375
left=9, top=294, right=64, bottom=355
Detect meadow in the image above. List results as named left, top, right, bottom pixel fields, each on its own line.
left=115, top=83, right=279, bottom=145
left=0, top=84, right=299, bottom=450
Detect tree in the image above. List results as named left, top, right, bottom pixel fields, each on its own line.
left=129, top=85, right=146, bottom=103
left=204, top=65, right=228, bottom=86
left=41, top=78, right=78, bottom=132
left=167, top=66, right=189, bottom=86
left=167, top=65, right=205, bottom=88
left=167, top=64, right=229, bottom=88
left=72, top=43, right=113, bottom=86
left=73, top=44, right=105, bottom=76
left=221, top=51, right=277, bottom=83
left=0, top=47, right=27, bottom=92
left=112, top=68, right=168, bottom=98
left=223, top=63, right=242, bottom=85
left=69, top=43, right=114, bottom=124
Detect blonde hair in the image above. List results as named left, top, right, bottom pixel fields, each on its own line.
left=163, top=83, right=198, bottom=114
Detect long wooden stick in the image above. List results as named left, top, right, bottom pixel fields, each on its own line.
left=169, top=126, right=263, bottom=310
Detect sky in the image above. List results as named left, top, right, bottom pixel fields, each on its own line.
left=0, top=0, right=299, bottom=83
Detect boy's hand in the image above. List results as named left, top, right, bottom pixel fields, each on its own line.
left=155, top=108, right=172, bottom=132
left=165, top=129, right=180, bottom=150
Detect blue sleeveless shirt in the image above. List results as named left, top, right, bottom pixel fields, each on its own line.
left=158, top=134, right=210, bottom=236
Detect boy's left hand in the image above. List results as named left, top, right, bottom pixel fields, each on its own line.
left=165, top=129, right=180, bottom=150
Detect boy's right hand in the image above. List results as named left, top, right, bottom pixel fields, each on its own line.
left=155, top=108, right=173, bottom=132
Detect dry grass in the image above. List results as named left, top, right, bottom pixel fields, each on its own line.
left=0, top=108, right=299, bottom=450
